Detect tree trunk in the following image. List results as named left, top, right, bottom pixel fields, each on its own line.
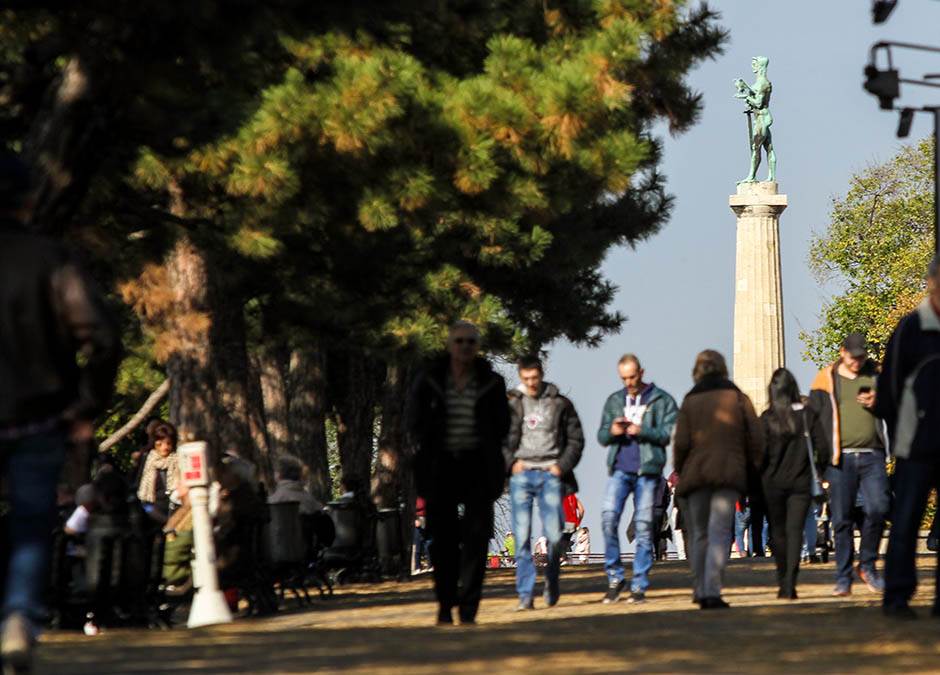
left=207, top=280, right=255, bottom=467
left=372, top=363, right=411, bottom=509
left=331, top=351, right=377, bottom=494
left=258, top=344, right=291, bottom=460
left=166, top=235, right=217, bottom=452
left=288, top=343, right=331, bottom=503
left=246, top=351, right=274, bottom=488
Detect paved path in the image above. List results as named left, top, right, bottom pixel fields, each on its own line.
left=35, top=557, right=940, bottom=674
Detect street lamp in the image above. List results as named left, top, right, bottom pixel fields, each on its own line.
left=864, top=41, right=940, bottom=254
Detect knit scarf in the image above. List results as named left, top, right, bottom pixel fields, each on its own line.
left=137, top=449, right=179, bottom=504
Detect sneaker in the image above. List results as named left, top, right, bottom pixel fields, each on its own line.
left=515, top=596, right=534, bottom=612
left=602, top=579, right=626, bottom=604
left=857, top=566, right=885, bottom=594
left=883, top=604, right=918, bottom=620
left=1, top=613, right=34, bottom=674
left=831, top=583, right=852, bottom=597
left=626, top=591, right=646, bottom=604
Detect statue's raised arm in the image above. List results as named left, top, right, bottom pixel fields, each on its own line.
left=733, top=56, right=776, bottom=183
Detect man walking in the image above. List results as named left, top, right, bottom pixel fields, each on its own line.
left=0, top=155, right=120, bottom=672
left=597, top=354, right=678, bottom=603
left=810, top=333, right=890, bottom=596
left=878, top=254, right=940, bottom=619
left=406, top=321, right=510, bottom=625
left=504, top=356, right=584, bottom=610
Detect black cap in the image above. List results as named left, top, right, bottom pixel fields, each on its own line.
left=841, top=333, right=868, bottom=358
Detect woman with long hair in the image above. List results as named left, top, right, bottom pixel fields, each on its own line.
left=673, top=350, right=764, bottom=609
left=760, top=368, right=828, bottom=599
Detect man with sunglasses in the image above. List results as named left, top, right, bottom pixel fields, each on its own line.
left=406, top=321, right=510, bottom=626
left=597, top=354, right=677, bottom=604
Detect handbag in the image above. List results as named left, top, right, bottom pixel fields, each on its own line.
left=800, top=409, right=826, bottom=500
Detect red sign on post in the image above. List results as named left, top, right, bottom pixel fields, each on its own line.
left=178, top=441, right=210, bottom=487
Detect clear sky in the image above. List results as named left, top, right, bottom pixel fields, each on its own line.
left=514, top=1, right=940, bottom=554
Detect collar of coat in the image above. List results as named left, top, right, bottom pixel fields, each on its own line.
left=425, top=355, right=500, bottom=399
left=686, top=375, right=740, bottom=397
left=508, top=382, right=560, bottom=400
left=918, top=296, right=940, bottom=332
left=810, top=358, right=880, bottom=395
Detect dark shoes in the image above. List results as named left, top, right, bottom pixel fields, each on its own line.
left=777, top=588, right=798, bottom=600
left=602, top=578, right=626, bottom=604
left=436, top=607, right=453, bottom=625
left=857, top=565, right=885, bottom=594
left=883, top=604, right=918, bottom=620
left=626, top=591, right=646, bottom=604
left=700, top=597, right=730, bottom=610
left=543, top=589, right=559, bottom=608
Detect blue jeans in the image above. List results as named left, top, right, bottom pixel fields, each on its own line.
left=826, top=452, right=890, bottom=586
left=734, top=508, right=749, bottom=555
left=803, top=504, right=819, bottom=556
left=884, top=458, right=940, bottom=608
left=510, top=469, right=563, bottom=599
left=601, top=471, right=656, bottom=592
left=1, top=429, right=66, bottom=622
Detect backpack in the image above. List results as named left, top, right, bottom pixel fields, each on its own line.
left=893, top=353, right=940, bottom=461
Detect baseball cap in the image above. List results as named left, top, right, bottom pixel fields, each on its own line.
left=841, top=333, right=867, bottom=358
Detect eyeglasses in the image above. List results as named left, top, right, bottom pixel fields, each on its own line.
left=453, top=337, right=478, bottom=345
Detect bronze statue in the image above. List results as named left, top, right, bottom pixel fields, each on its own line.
left=734, top=56, right=776, bottom=183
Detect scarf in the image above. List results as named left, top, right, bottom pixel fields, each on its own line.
left=137, top=449, right=179, bottom=504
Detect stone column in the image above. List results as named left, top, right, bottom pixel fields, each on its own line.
left=729, top=182, right=787, bottom=414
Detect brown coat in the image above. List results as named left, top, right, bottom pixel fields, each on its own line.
left=673, top=377, right=764, bottom=498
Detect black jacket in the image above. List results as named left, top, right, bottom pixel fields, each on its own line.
left=0, top=226, right=121, bottom=426
left=503, top=383, right=584, bottom=495
left=759, top=405, right=828, bottom=493
left=405, top=355, right=510, bottom=502
left=875, top=298, right=940, bottom=457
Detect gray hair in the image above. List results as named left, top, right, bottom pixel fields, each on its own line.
left=929, top=253, right=940, bottom=280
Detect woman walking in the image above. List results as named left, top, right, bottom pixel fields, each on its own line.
left=674, top=350, right=763, bottom=609
left=760, top=368, right=827, bottom=599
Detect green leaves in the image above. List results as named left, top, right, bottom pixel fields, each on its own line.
left=804, top=139, right=935, bottom=365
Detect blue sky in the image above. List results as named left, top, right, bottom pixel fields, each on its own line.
left=507, top=1, right=940, bottom=552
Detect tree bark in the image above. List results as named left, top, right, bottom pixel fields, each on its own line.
left=207, top=279, right=255, bottom=467
left=331, top=351, right=377, bottom=493
left=166, top=235, right=217, bottom=452
left=288, top=343, right=331, bottom=503
left=372, top=363, right=411, bottom=509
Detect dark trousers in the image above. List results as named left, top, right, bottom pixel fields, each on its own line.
left=825, top=452, right=890, bottom=585
left=749, top=498, right=767, bottom=556
left=764, top=485, right=812, bottom=595
left=884, top=458, right=940, bottom=609
left=425, top=462, right=493, bottom=622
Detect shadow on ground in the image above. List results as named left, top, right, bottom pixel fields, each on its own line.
left=35, top=557, right=940, bottom=674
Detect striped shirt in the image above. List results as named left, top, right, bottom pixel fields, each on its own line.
left=444, top=373, right=479, bottom=454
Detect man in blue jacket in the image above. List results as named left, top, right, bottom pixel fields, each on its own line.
left=597, top=354, right=678, bottom=603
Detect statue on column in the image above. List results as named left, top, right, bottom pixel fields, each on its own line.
left=733, top=56, right=776, bottom=183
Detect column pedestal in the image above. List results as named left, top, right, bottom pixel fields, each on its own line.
left=729, top=182, right=787, bottom=414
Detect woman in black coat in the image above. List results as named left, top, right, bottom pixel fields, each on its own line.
left=760, top=368, right=828, bottom=599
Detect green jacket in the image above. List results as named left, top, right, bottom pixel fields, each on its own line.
left=596, top=384, right=678, bottom=476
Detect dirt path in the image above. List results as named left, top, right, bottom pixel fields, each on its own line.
left=34, top=557, right=940, bottom=674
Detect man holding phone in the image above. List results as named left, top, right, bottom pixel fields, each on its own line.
left=597, top=354, right=677, bottom=604
left=810, top=333, right=889, bottom=597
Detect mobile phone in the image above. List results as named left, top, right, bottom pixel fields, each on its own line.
left=858, top=386, right=872, bottom=394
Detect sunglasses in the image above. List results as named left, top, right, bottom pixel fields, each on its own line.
left=453, top=337, right=478, bottom=345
